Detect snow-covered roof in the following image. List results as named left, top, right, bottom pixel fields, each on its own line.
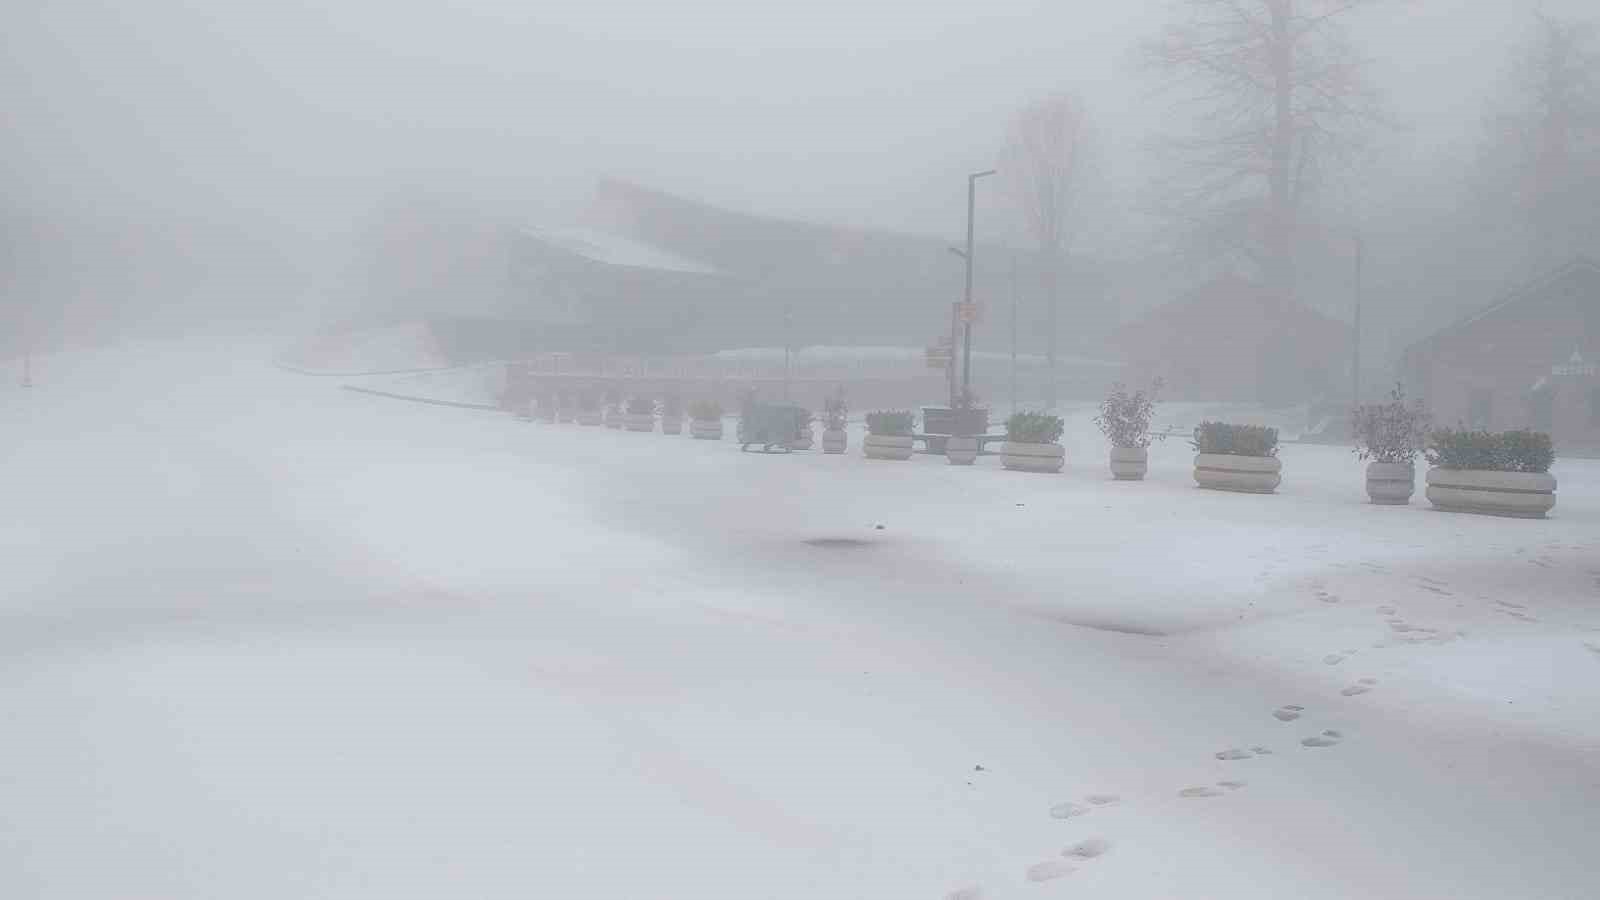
left=522, top=225, right=721, bottom=276
left=1410, top=257, right=1600, bottom=352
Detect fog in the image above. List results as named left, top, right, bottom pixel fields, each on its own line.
left=6, top=5, right=1600, bottom=898
left=4, top=0, right=1598, bottom=383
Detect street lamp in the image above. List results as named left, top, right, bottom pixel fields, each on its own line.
left=1351, top=230, right=1364, bottom=411
left=961, top=170, right=997, bottom=403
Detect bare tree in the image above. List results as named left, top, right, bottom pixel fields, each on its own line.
left=1479, top=12, right=1600, bottom=269
left=1142, top=0, right=1379, bottom=298
left=1003, top=93, right=1092, bottom=409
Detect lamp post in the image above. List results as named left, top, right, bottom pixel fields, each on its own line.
left=961, top=169, right=997, bottom=401
left=1351, top=231, right=1363, bottom=410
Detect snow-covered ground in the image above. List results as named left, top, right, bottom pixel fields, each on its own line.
left=3, top=338, right=1598, bottom=900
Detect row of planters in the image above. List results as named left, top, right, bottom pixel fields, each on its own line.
left=1352, top=386, right=1556, bottom=517
left=863, top=379, right=1558, bottom=519
left=1153, top=384, right=1555, bottom=518
left=531, top=379, right=1558, bottom=519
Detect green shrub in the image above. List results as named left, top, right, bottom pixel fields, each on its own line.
left=1425, top=428, right=1553, bottom=473
left=688, top=399, right=723, bottom=421
left=866, top=410, right=915, bottom=436
left=626, top=395, right=655, bottom=415
left=1192, top=421, right=1279, bottom=457
left=1006, top=411, right=1064, bottom=444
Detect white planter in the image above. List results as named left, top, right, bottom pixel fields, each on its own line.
left=864, top=433, right=914, bottom=460
left=662, top=417, right=683, bottom=435
left=625, top=413, right=655, bottom=432
left=690, top=418, right=724, bottom=440
left=1425, top=467, right=1556, bottom=518
left=1002, top=441, right=1064, bottom=473
left=822, top=428, right=847, bottom=454
left=1194, top=453, right=1281, bottom=493
left=946, top=435, right=979, bottom=465
left=1366, top=461, right=1415, bottom=505
left=577, top=410, right=603, bottom=426
left=1110, top=446, right=1148, bottom=480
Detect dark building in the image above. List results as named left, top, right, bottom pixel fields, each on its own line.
left=1401, top=258, right=1600, bottom=449
left=1113, top=274, right=1351, bottom=404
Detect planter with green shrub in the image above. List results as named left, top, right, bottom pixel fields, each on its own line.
left=661, top=393, right=684, bottom=435
left=1192, top=422, right=1281, bottom=493
left=864, top=410, right=916, bottom=460
left=1002, top=412, right=1065, bottom=473
left=1424, top=429, right=1555, bottom=517
left=1095, top=380, right=1163, bottom=480
left=688, top=399, right=724, bottom=440
left=1352, top=385, right=1428, bottom=504
left=822, top=387, right=848, bottom=454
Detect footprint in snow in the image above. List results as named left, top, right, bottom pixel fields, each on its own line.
left=1302, top=729, right=1344, bottom=748
left=1215, top=747, right=1272, bottom=760
left=1341, top=678, right=1378, bottom=696
left=945, top=886, right=984, bottom=900
left=1496, top=600, right=1528, bottom=610
left=1376, top=605, right=1398, bottom=616
left=1316, top=589, right=1340, bottom=604
left=1050, top=794, right=1120, bottom=819
left=1062, top=838, right=1112, bottom=860
left=1323, top=649, right=1358, bottom=665
left=1026, top=860, right=1074, bottom=882
left=1583, top=642, right=1600, bottom=658
left=1180, top=781, right=1246, bottom=798
left=1273, top=704, right=1305, bottom=722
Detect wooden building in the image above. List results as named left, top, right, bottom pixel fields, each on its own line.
left=1401, top=258, right=1600, bottom=448
left=1112, top=274, right=1351, bottom=404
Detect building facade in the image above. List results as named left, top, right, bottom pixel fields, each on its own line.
left=1401, top=259, right=1600, bottom=449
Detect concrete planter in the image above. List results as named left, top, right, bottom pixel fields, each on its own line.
left=1002, top=441, right=1064, bottom=473
left=604, top=409, right=623, bottom=429
left=1425, top=468, right=1556, bottom=518
left=577, top=410, right=603, bottom=426
left=624, top=413, right=655, bottom=432
left=557, top=410, right=576, bottom=423
left=1365, top=461, right=1416, bottom=505
left=1194, top=453, right=1281, bottom=493
left=789, top=426, right=815, bottom=451
left=536, top=407, right=557, bottom=424
left=946, top=435, right=979, bottom=465
left=822, top=428, right=847, bottom=454
left=662, top=417, right=683, bottom=435
left=690, top=418, right=723, bottom=440
left=864, top=433, right=914, bottom=461
left=1110, top=446, right=1148, bottom=481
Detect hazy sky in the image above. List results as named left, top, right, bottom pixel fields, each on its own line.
left=3, top=0, right=1591, bottom=240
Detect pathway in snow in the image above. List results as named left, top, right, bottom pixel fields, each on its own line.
left=3, top=339, right=1598, bottom=900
